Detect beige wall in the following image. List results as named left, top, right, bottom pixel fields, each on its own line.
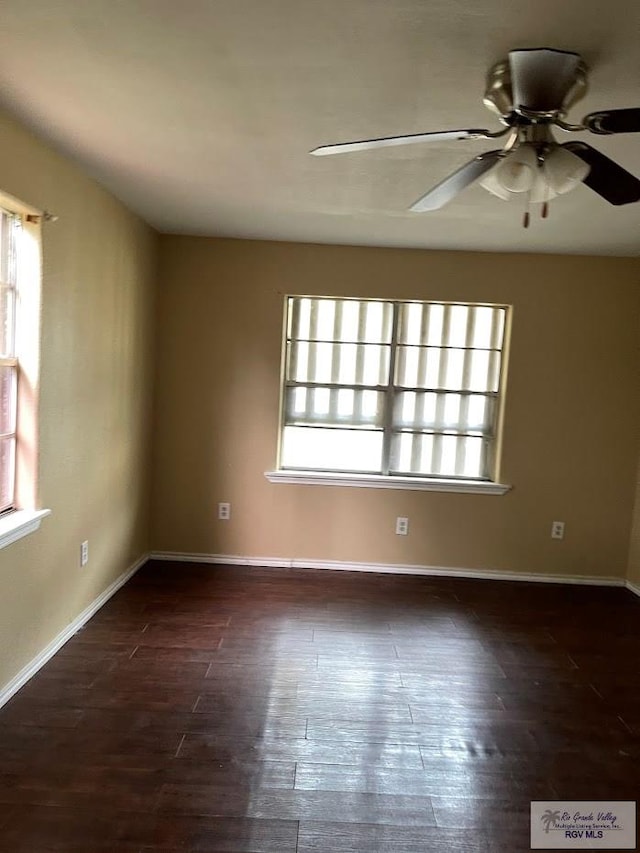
left=153, top=237, right=640, bottom=580
left=0, top=110, right=157, bottom=690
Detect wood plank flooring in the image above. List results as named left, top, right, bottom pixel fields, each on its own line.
left=0, top=561, right=639, bottom=851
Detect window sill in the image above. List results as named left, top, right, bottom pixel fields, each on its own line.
left=264, top=471, right=511, bottom=495
left=0, top=508, right=51, bottom=550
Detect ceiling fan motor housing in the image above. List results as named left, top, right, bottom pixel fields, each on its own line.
left=483, top=48, right=589, bottom=123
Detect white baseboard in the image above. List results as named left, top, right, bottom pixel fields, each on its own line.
left=626, top=578, right=640, bottom=597
left=151, top=551, right=293, bottom=569
left=150, top=551, right=626, bottom=588
left=0, top=552, right=148, bottom=710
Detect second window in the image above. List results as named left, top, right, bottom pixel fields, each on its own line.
left=280, top=296, right=509, bottom=481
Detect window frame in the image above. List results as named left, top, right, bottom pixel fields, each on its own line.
left=267, top=295, right=512, bottom=495
left=0, top=207, right=21, bottom=513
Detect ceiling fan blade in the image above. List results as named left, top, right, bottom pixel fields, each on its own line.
left=310, top=129, right=492, bottom=156
left=509, top=48, right=582, bottom=113
left=410, top=150, right=503, bottom=212
left=584, top=108, right=640, bottom=135
left=562, top=142, right=640, bottom=205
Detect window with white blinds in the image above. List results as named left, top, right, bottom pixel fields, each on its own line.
left=0, top=209, right=19, bottom=511
left=280, top=296, right=509, bottom=481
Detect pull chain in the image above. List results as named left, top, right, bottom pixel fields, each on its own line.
left=542, top=176, right=549, bottom=219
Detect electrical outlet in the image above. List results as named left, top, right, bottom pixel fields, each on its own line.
left=395, top=516, right=409, bottom=536
left=80, top=540, right=89, bottom=567
left=218, top=502, right=231, bottom=520
left=551, top=521, right=565, bottom=540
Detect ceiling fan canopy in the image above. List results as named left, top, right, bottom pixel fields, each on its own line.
left=310, top=48, right=640, bottom=222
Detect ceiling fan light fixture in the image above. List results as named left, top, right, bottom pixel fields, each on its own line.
left=543, top=146, right=591, bottom=194
left=480, top=143, right=590, bottom=206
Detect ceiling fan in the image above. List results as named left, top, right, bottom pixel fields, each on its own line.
left=310, top=48, right=640, bottom=226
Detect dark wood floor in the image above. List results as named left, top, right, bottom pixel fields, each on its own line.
left=0, top=561, right=639, bottom=852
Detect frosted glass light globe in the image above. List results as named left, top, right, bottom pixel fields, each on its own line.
left=544, top=146, right=591, bottom=194
left=495, top=144, right=539, bottom=193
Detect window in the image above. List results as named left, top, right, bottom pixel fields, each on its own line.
left=0, top=208, right=20, bottom=511
left=0, top=194, right=48, bottom=547
left=276, top=296, right=510, bottom=486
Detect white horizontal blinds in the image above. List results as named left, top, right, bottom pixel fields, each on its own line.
left=0, top=209, right=19, bottom=511
left=287, top=298, right=391, bottom=386
left=394, top=391, right=497, bottom=434
left=288, top=341, right=390, bottom=385
left=393, top=432, right=487, bottom=478
left=285, top=387, right=385, bottom=427
left=282, top=297, right=392, bottom=472
left=392, top=302, right=506, bottom=479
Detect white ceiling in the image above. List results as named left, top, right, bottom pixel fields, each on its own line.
left=1, top=0, right=640, bottom=255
